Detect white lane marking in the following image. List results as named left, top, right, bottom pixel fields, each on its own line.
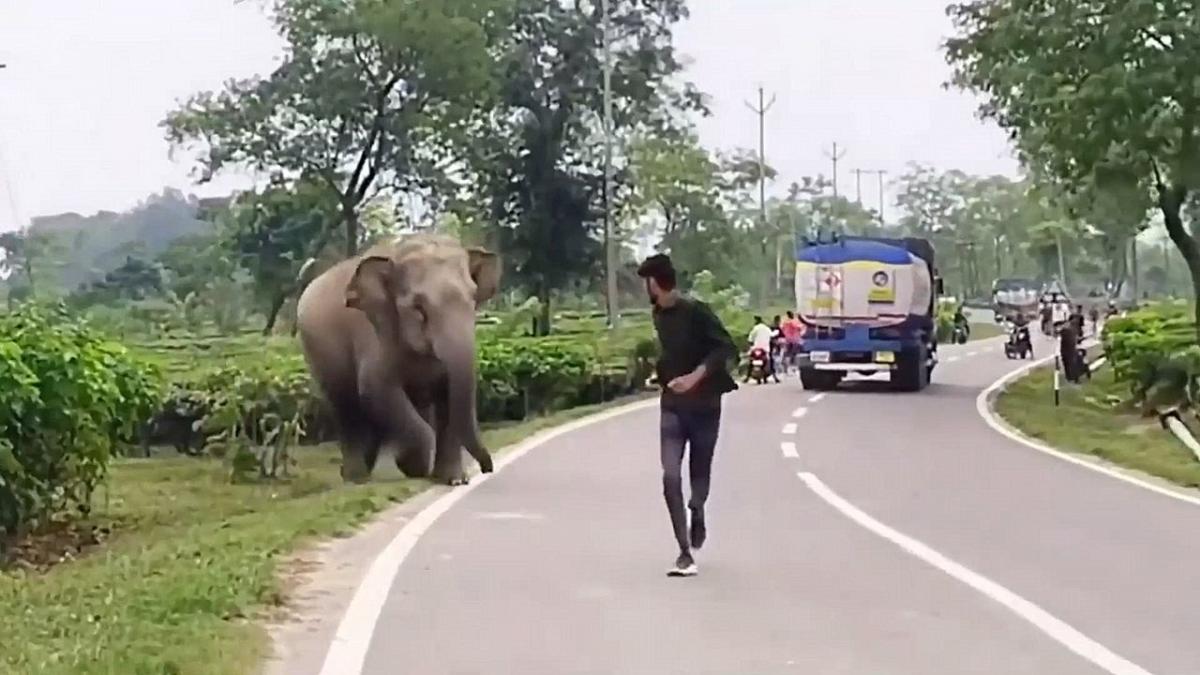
left=798, top=471, right=1153, bottom=675
left=792, top=407, right=809, bottom=419
left=946, top=355, right=961, bottom=363
left=782, top=422, right=798, bottom=435
left=977, top=349, right=1200, bottom=509
left=967, top=351, right=979, bottom=357
left=317, top=398, right=658, bottom=675
left=809, top=393, right=826, bottom=403
left=781, top=441, right=799, bottom=458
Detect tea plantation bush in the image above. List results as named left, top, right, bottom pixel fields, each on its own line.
left=1101, top=302, right=1198, bottom=411
left=0, top=306, right=162, bottom=539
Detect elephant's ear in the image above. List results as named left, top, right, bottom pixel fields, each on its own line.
left=345, top=256, right=398, bottom=313
left=467, top=247, right=501, bottom=304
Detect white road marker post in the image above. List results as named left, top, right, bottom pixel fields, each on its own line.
left=1053, top=354, right=1061, bottom=407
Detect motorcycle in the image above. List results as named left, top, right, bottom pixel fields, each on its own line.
left=951, top=323, right=970, bottom=345
left=1004, top=324, right=1033, bottom=360
left=747, top=347, right=771, bottom=384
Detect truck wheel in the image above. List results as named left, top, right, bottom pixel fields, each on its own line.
left=892, top=346, right=929, bottom=392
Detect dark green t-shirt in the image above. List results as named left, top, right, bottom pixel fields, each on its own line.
left=651, top=297, right=738, bottom=410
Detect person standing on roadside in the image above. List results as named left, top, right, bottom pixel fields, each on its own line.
left=781, top=311, right=804, bottom=374
left=637, top=254, right=738, bottom=578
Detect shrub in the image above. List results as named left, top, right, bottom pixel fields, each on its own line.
left=0, top=305, right=163, bottom=540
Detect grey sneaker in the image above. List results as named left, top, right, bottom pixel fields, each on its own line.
left=667, top=552, right=698, bottom=577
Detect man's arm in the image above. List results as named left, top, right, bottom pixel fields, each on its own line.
left=694, top=301, right=737, bottom=379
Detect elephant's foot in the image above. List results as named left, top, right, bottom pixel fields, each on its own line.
left=340, top=454, right=372, bottom=484
left=434, top=468, right=470, bottom=486
left=395, top=447, right=432, bottom=478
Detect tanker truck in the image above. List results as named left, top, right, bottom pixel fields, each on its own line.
left=793, top=236, right=943, bottom=392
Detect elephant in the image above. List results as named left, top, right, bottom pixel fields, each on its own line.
left=295, top=233, right=501, bottom=485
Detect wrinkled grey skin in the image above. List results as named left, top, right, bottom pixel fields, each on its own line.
left=296, top=234, right=501, bottom=485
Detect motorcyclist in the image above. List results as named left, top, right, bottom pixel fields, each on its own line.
left=745, top=316, right=779, bottom=384
left=953, top=305, right=970, bottom=340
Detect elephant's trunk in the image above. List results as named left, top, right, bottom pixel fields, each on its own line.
left=438, top=322, right=493, bottom=473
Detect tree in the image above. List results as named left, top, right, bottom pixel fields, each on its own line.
left=471, top=0, right=701, bottom=334
left=220, top=180, right=344, bottom=334
left=164, top=0, right=501, bottom=258
left=946, top=0, right=1200, bottom=335
left=0, top=229, right=67, bottom=299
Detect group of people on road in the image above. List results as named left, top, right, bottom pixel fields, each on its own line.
left=746, top=312, right=804, bottom=383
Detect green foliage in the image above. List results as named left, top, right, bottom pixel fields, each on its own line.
left=195, top=353, right=316, bottom=482
left=164, top=0, right=502, bottom=257
left=945, top=0, right=1200, bottom=330
left=0, top=305, right=163, bottom=540
left=1102, top=303, right=1195, bottom=408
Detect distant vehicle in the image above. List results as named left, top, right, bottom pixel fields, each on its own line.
left=991, top=277, right=1041, bottom=323
left=793, top=236, right=942, bottom=392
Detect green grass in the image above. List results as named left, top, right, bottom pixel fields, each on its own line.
left=995, top=364, right=1200, bottom=489
left=969, top=322, right=1005, bottom=341
left=0, top=395, right=648, bottom=675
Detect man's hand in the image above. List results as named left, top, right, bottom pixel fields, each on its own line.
left=667, top=365, right=707, bottom=394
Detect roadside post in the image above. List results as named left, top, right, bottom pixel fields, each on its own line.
left=1053, top=354, right=1061, bottom=406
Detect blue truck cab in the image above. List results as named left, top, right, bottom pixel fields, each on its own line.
left=793, top=235, right=942, bottom=392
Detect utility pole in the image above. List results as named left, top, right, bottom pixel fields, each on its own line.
left=853, top=169, right=864, bottom=205
left=860, top=169, right=887, bottom=225
left=601, top=0, right=618, bottom=328
left=823, top=143, right=847, bottom=198
left=745, top=86, right=776, bottom=302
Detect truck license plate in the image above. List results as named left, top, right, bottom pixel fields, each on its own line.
left=809, top=351, right=831, bottom=363
left=875, top=351, right=895, bottom=364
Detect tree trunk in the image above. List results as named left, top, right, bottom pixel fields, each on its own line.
left=1158, top=183, right=1200, bottom=340
left=343, top=206, right=360, bottom=258
left=536, top=282, right=552, bottom=336
left=262, top=292, right=287, bottom=336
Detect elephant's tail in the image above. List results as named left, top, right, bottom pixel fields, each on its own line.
left=295, top=257, right=321, bottom=292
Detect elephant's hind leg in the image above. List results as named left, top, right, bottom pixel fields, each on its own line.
left=331, top=398, right=379, bottom=483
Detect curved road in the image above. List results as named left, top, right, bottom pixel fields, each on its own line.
left=328, top=336, right=1200, bottom=675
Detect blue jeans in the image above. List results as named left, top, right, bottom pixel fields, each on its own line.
left=660, top=406, right=721, bottom=553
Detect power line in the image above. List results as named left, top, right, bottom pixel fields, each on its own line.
left=823, top=143, right=847, bottom=198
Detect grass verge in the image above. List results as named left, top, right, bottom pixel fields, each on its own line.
left=995, top=364, right=1200, bottom=489
left=0, top=393, right=651, bottom=675
left=969, top=322, right=1005, bottom=341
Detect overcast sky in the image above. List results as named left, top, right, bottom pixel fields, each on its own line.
left=0, top=0, right=1017, bottom=229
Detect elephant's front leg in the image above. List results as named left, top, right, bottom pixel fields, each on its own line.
left=362, top=376, right=435, bottom=479
left=431, top=394, right=469, bottom=486
left=394, top=401, right=435, bottom=478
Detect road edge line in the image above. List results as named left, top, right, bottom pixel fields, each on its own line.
left=797, top=471, right=1153, bottom=675
left=975, top=350, right=1200, bottom=509
left=316, top=397, right=659, bottom=675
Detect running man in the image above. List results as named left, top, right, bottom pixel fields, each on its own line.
left=781, top=311, right=804, bottom=373
left=636, top=254, right=738, bottom=577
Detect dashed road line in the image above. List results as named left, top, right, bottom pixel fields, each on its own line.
left=792, top=407, right=809, bottom=419
left=809, top=393, right=826, bottom=403
left=798, top=471, right=1153, bottom=675
left=782, top=422, right=798, bottom=435
left=781, top=441, right=798, bottom=458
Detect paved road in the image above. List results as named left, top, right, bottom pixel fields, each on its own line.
left=347, top=336, right=1200, bottom=675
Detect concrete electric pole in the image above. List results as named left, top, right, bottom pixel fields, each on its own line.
left=823, top=143, right=847, bottom=198
left=745, top=86, right=776, bottom=301
left=601, top=0, right=619, bottom=328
